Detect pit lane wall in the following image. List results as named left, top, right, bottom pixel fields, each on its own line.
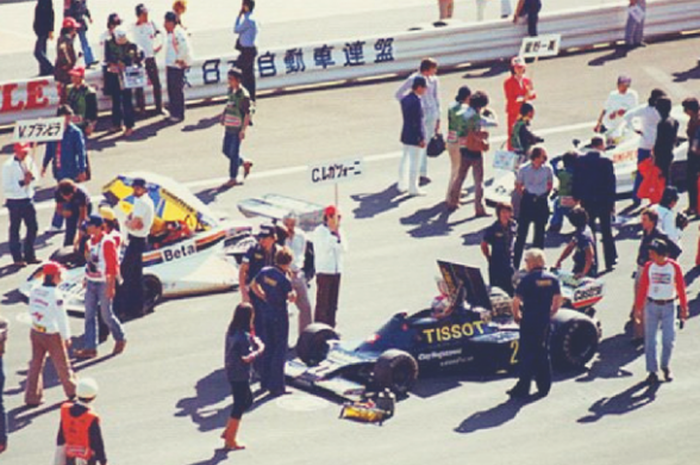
left=1, top=0, right=699, bottom=127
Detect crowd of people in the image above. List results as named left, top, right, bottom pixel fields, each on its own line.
left=395, top=50, right=698, bottom=399
left=0, top=0, right=697, bottom=459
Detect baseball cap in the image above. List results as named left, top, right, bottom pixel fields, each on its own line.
left=649, top=239, right=669, bottom=255
left=324, top=205, right=339, bottom=217
left=69, top=66, right=86, bottom=78
left=62, top=17, right=80, bottom=29
left=511, top=56, right=526, bottom=68
left=617, top=75, right=632, bottom=85
left=257, top=224, right=276, bottom=238
left=165, top=11, right=178, bottom=23
left=13, top=142, right=30, bottom=155
left=42, top=261, right=66, bottom=276
left=87, top=214, right=104, bottom=227
left=114, top=28, right=128, bottom=41
left=132, top=178, right=147, bottom=188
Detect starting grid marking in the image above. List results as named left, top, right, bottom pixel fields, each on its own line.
left=0, top=120, right=595, bottom=218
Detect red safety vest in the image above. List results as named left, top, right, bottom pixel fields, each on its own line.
left=60, top=402, right=98, bottom=460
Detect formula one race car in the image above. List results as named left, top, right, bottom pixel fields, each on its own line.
left=19, top=172, right=256, bottom=313
left=516, top=269, right=605, bottom=317
left=285, top=262, right=601, bottom=401
left=484, top=110, right=689, bottom=208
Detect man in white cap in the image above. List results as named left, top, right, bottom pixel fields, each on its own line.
left=25, top=261, right=77, bottom=407
left=55, top=377, right=108, bottom=465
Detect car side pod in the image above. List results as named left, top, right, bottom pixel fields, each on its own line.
left=550, top=309, right=601, bottom=370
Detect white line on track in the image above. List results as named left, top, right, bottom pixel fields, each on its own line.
left=0, top=120, right=595, bottom=217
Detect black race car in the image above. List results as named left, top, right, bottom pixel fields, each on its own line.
left=285, top=262, right=600, bottom=400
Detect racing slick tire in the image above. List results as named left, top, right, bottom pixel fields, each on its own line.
left=142, top=275, right=163, bottom=314
left=373, top=349, right=419, bottom=397
left=550, top=309, right=599, bottom=370
left=296, top=323, right=340, bottom=366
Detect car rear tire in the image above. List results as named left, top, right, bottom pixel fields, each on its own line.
left=142, top=275, right=162, bottom=314
left=550, top=309, right=600, bottom=370
left=296, top=323, right=339, bottom=366
left=373, top=349, right=419, bottom=396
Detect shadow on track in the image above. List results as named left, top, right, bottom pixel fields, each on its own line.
left=188, top=448, right=233, bottom=465
left=576, top=332, right=643, bottom=383
left=577, top=381, right=660, bottom=423
left=672, top=64, right=700, bottom=83
left=587, top=47, right=628, bottom=67
left=174, top=368, right=278, bottom=434
left=174, top=368, right=231, bottom=433
left=350, top=184, right=411, bottom=219
left=400, top=202, right=481, bottom=238
left=454, top=397, right=532, bottom=433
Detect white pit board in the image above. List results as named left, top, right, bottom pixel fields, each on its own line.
left=308, top=158, right=364, bottom=186
left=519, top=34, right=561, bottom=59
left=13, top=117, right=65, bottom=143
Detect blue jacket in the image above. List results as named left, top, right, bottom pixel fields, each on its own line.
left=43, top=123, right=87, bottom=180
left=400, top=93, right=425, bottom=146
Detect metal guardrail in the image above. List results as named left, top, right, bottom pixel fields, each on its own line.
left=0, top=0, right=698, bottom=127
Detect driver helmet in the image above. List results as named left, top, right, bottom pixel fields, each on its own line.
left=431, top=294, right=452, bottom=319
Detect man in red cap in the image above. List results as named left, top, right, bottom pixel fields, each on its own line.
left=25, top=261, right=77, bottom=407
left=66, top=66, right=98, bottom=136
left=2, top=143, right=39, bottom=267
left=55, top=17, right=79, bottom=103
left=312, top=205, right=347, bottom=327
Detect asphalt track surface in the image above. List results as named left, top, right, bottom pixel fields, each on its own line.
left=0, top=36, right=699, bottom=465
left=0, top=0, right=623, bottom=82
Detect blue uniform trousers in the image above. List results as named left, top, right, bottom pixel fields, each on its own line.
left=514, top=323, right=552, bottom=396
left=260, top=312, right=289, bottom=394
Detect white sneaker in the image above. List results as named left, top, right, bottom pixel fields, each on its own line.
left=45, top=225, right=63, bottom=233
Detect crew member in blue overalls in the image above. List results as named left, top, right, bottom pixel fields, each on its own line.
left=238, top=224, right=281, bottom=386
left=250, top=247, right=296, bottom=396
left=509, top=248, right=562, bottom=399
left=480, top=202, right=517, bottom=296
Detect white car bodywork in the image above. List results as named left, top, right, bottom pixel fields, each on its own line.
left=485, top=109, right=690, bottom=207
left=19, top=172, right=255, bottom=313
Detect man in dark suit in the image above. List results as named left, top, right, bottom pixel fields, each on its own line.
left=398, top=76, right=427, bottom=196
left=573, top=136, right=617, bottom=271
